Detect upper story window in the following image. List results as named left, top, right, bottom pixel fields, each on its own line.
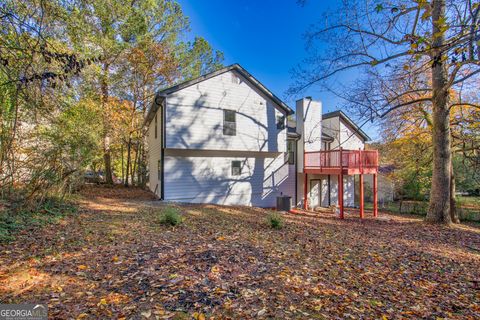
left=322, top=141, right=331, bottom=150
left=276, top=115, right=285, bottom=130
left=154, top=114, right=158, bottom=139
left=231, top=73, right=240, bottom=84
left=287, top=140, right=296, bottom=165
left=231, top=161, right=241, bottom=176
left=223, top=110, right=236, bottom=136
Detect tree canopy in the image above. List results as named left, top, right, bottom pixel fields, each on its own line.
left=0, top=0, right=223, bottom=203
left=291, top=0, right=480, bottom=224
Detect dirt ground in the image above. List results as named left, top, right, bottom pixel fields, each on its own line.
left=0, top=185, right=479, bottom=319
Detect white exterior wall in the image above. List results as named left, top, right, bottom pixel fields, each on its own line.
left=303, top=174, right=355, bottom=209
left=322, top=117, right=340, bottom=149
left=163, top=150, right=294, bottom=207
left=165, top=70, right=287, bottom=152
left=323, top=116, right=365, bottom=151
left=147, top=110, right=162, bottom=198
left=298, top=113, right=365, bottom=209
left=152, top=69, right=294, bottom=207
left=339, top=121, right=365, bottom=150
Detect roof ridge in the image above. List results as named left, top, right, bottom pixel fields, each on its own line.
left=143, top=64, right=293, bottom=128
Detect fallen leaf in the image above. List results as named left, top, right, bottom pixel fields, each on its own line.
left=141, top=310, right=152, bottom=318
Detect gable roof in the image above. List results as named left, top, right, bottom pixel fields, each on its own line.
left=322, top=110, right=371, bottom=141
left=144, top=64, right=293, bottom=128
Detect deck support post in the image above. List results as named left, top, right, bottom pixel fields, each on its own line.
left=359, top=148, right=364, bottom=219
left=373, top=173, right=378, bottom=217
left=338, top=173, right=344, bottom=219
left=339, top=148, right=344, bottom=219
left=303, top=173, right=308, bottom=210
left=359, top=174, right=364, bottom=219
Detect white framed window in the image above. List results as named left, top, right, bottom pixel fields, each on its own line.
left=231, top=161, right=241, bottom=176
left=276, top=114, right=285, bottom=130
left=223, top=110, right=236, bottom=136
left=322, top=141, right=331, bottom=150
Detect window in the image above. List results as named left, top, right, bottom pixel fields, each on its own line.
left=276, top=115, right=285, bottom=130
left=157, top=160, right=161, bottom=180
left=154, top=114, right=158, bottom=139
left=231, top=161, right=241, bottom=176
left=287, top=140, right=295, bottom=165
left=223, top=110, right=236, bottom=136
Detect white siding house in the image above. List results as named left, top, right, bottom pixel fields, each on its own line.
left=145, top=64, right=373, bottom=210
left=144, top=64, right=295, bottom=207
left=297, top=110, right=371, bottom=209
left=147, top=111, right=162, bottom=197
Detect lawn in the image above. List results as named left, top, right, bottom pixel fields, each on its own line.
left=365, top=196, right=480, bottom=222
left=1, top=186, right=479, bottom=319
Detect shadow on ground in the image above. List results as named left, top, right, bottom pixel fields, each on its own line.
left=0, top=186, right=479, bottom=319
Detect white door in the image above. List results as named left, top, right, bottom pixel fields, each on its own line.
left=310, top=180, right=321, bottom=208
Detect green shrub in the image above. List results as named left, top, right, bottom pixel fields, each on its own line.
left=0, top=198, right=77, bottom=243
left=0, top=213, right=19, bottom=242
left=267, top=212, right=284, bottom=229
left=158, top=207, right=182, bottom=226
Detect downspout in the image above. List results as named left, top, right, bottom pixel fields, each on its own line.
left=294, top=140, right=298, bottom=206
left=155, top=94, right=167, bottom=201
left=161, top=96, right=166, bottom=200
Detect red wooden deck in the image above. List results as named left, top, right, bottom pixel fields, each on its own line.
left=302, top=148, right=379, bottom=219
left=304, top=149, right=378, bottom=175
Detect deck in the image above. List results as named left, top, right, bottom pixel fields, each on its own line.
left=304, top=149, right=378, bottom=175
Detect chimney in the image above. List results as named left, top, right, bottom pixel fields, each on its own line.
left=296, top=97, right=322, bottom=171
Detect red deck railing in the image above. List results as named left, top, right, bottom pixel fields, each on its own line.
left=304, top=149, right=378, bottom=173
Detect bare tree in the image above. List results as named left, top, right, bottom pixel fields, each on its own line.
left=290, top=0, right=480, bottom=224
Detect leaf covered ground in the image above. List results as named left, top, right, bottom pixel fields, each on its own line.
left=1, top=186, right=479, bottom=319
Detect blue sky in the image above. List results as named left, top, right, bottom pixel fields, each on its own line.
left=177, top=0, right=379, bottom=140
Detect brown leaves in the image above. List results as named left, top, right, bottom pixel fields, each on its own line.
left=0, top=186, right=479, bottom=318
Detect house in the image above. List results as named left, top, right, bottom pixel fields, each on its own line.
left=365, top=165, right=395, bottom=204
left=144, top=64, right=378, bottom=218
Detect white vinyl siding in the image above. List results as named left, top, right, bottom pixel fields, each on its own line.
left=164, top=70, right=287, bottom=152
left=147, top=107, right=162, bottom=198
left=163, top=150, right=295, bottom=207
left=339, top=121, right=365, bottom=150
left=304, top=174, right=355, bottom=208
left=322, top=116, right=365, bottom=150
left=148, top=69, right=297, bottom=206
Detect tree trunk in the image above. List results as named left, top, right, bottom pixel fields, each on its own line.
left=450, top=158, right=460, bottom=223
left=121, top=143, right=124, bottom=184
left=124, top=137, right=131, bottom=187
left=136, top=142, right=143, bottom=187
left=426, top=0, right=452, bottom=224
left=139, top=133, right=148, bottom=188
left=101, top=62, right=114, bottom=185
left=131, top=141, right=139, bottom=186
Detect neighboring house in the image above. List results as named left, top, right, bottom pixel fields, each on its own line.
left=365, top=165, right=395, bottom=204
left=144, top=64, right=379, bottom=217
